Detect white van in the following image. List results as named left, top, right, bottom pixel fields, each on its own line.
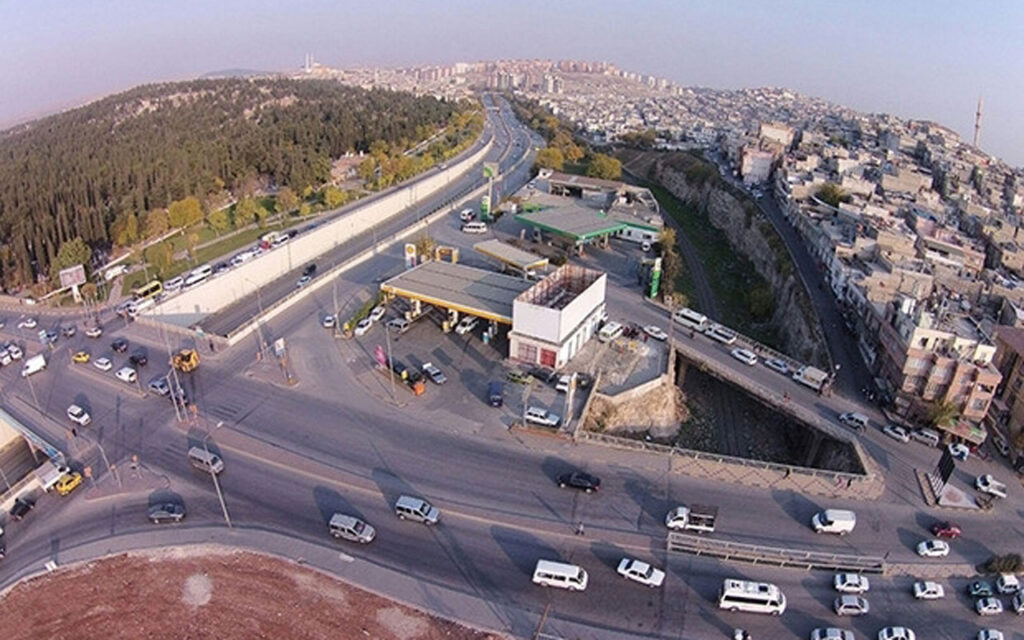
left=673, top=306, right=709, bottom=332
left=187, top=446, right=224, bottom=475
left=811, top=509, right=856, bottom=535
left=183, top=265, right=213, bottom=288
left=21, top=354, right=46, bottom=378
left=704, top=323, right=737, bottom=345
left=532, top=560, right=588, bottom=591
left=461, top=221, right=488, bottom=234
left=718, top=579, right=786, bottom=614
left=598, top=321, right=624, bottom=343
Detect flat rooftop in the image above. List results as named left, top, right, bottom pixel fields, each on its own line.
left=516, top=206, right=627, bottom=242
left=380, top=261, right=533, bottom=324
left=473, top=239, right=549, bottom=271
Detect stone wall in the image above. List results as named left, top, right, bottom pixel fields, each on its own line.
left=651, top=154, right=828, bottom=366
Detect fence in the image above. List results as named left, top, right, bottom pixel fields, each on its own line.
left=666, top=531, right=885, bottom=573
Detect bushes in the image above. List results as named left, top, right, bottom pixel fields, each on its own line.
left=981, top=553, right=1022, bottom=575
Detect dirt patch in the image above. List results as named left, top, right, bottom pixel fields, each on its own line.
left=0, top=549, right=504, bottom=640
left=585, top=379, right=689, bottom=437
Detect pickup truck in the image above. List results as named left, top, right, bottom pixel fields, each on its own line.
left=664, top=504, right=718, bottom=533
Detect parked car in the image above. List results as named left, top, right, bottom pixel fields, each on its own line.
left=916, top=539, right=949, bottom=558
left=975, top=474, right=1008, bottom=499
left=975, top=597, right=1003, bottom=615
left=529, top=367, right=559, bottom=385
left=111, top=338, right=128, bottom=353
left=163, top=276, right=184, bottom=292
left=506, top=369, right=535, bottom=385
left=148, top=377, right=170, bottom=396
left=421, top=362, right=447, bottom=385
left=616, top=558, right=665, bottom=588
left=882, top=424, right=910, bottom=443
left=948, top=442, right=970, bottom=461
left=85, top=325, right=103, bottom=338
left=555, top=374, right=572, bottom=393
left=455, top=316, right=479, bottom=335
left=148, top=502, right=186, bottom=524
left=6, top=344, right=23, bottom=360
left=968, top=580, right=994, bottom=598
left=977, top=630, right=1004, bottom=640
left=369, top=305, right=386, bottom=322
left=996, top=573, right=1020, bottom=594
left=912, top=581, right=945, bottom=600
left=72, top=350, right=91, bottom=364
left=557, top=471, right=600, bottom=493
left=93, top=357, right=113, bottom=371
left=930, top=521, right=962, bottom=539
left=810, top=629, right=854, bottom=640
left=54, top=472, right=83, bottom=496
left=524, top=406, right=560, bottom=427
left=834, top=573, right=870, bottom=593
left=643, top=325, right=668, bottom=341
left=296, top=275, right=312, bottom=288
left=61, top=325, right=76, bottom=338
left=354, top=318, right=373, bottom=336
left=115, top=366, right=138, bottom=384
left=17, top=317, right=37, bottom=329
left=877, top=628, right=916, bottom=640
left=129, top=349, right=149, bottom=367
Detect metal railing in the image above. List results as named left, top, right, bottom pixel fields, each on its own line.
left=666, top=531, right=886, bottom=573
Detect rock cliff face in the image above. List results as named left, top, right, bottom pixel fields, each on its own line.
left=652, top=154, right=828, bottom=366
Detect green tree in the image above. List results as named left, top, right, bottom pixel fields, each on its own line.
left=112, top=212, right=139, bottom=247
left=50, top=237, right=93, bottom=283
left=586, top=153, right=622, bottom=180
left=144, top=209, right=169, bottom=238
left=414, top=233, right=436, bottom=258
left=144, top=241, right=174, bottom=276
left=748, top=285, right=774, bottom=320
left=80, top=281, right=98, bottom=303
left=167, top=196, right=203, bottom=228
left=815, top=183, right=851, bottom=208
left=535, top=147, right=564, bottom=171
left=926, top=400, right=960, bottom=428
left=276, top=187, right=299, bottom=215
left=234, top=198, right=262, bottom=226
left=186, top=231, right=200, bottom=262
left=207, top=207, right=231, bottom=234
left=323, top=185, right=346, bottom=209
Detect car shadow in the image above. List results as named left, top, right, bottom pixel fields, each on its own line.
left=312, top=486, right=364, bottom=526
left=491, top=524, right=561, bottom=578
left=771, top=489, right=820, bottom=528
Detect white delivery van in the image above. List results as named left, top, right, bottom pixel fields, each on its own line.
left=811, top=509, right=856, bottom=535
left=187, top=447, right=224, bottom=475
left=461, top=221, right=488, bottom=234
left=672, top=306, right=709, bottom=332
left=718, top=579, right=786, bottom=614
left=21, top=354, right=46, bottom=378
left=598, top=321, right=624, bottom=343
left=532, top=560, right=588, bottom=591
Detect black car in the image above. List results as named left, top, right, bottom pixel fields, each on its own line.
left=529, top=367, right=559, bottom=385
left=111, top=338, right=128, bottom=353
left=148, top=502, right=186, bottom=524
left=557, top=471, right=601, bottom=493
left=10, top=497, right=35, bottom=521
left=303, top=263, right=317, bottom=277
left=129, top=349, right=148, bottom=367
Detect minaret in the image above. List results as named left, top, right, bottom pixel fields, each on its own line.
left=973, top=96, right=983, bottom=148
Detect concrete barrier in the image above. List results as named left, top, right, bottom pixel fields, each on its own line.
left=148, top=136, right=493, bottom=326
left=667, top=531, right=886, bottom=573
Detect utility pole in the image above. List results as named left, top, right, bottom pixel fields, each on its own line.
left=382, top=321, right=399, bottom=405
left=204, top=422, right=231, bottom=528
left=96, top=441, right=122, bottom=489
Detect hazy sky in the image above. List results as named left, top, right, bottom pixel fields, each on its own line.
left=2, top=1, right=1021, bottom=165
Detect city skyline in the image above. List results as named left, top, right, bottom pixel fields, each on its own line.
left=2, top=1, right=1021, bottom=165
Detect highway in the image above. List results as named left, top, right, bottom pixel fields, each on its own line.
left=0, top=98, right=1021, bottom=640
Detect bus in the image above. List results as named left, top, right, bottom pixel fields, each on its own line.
left=718, top=579, right=786, bottom=615
left=673, top=306, right=709, bottom=332
left=132, top=280, right=163, bottom=302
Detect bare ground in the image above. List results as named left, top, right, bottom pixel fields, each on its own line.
left=0, top=547, right=504, bottom=640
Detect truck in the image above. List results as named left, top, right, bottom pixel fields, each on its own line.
left=21, top=353, right=46, bottom=378
left=792, top=365, right=829, bottom=392
left=172, top=349, right=200, bottom=372
left=664, top=504, right=718, bottom=533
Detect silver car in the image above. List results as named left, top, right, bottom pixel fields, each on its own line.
left=328, top=513, right=376, bottom=543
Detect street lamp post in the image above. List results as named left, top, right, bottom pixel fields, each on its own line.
left=203, top=421, right=232, bottom=528
left=95, top=441, right=122, bottom=489
left=242, top=277, right=267, bottom=358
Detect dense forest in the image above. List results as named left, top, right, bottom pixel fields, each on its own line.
left=0, top=78, right=460, bottom=288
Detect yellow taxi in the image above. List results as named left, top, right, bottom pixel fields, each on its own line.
left=54, top=472, right=83, bottom=496
left=72, top=350, right=90, bottom=364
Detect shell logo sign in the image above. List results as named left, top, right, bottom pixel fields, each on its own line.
left=404, top=243, right=417, bottom=269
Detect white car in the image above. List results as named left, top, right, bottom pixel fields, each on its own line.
left=975, top=597, right=1003, bottom=615
left=643, top=325, right=668, bottom=341
left=996, top=573, right=1020, bottom=594
left=369, top=305, right=386, bottom=322
left=615, top=558, right=665, bottom=588
left=912, top=580, right=945, bottom=600
left=85, top=325, right=103, bottom=338
left=17, top=317, right=37, bottom=329
left=877, top=628, right=916, bottom=640
left=763, top=358, right=789, bottom=374
left=882, top=424, right=910, bottom=443
left=948, top=442, right=970, bottom=461
left=811, top=629, right=854, bottom=640
left=977, top=631, right=1004, bottom=640
left=916, top=539, right=950, bottom=558
left=7, top=344, right=23, bottom=360
left=321, top=315, right=336, bottom=329
left=834, top=573, right=870, bottom=593
left=458, top=208, right=475, bottom=221
left=163, top=276, right=184, bottom=292
left=524, top=406, right=560, bottom=427
left=454, top=316, right=478, bottom=335
left=296, top=275, right=311, bottom=288
left=354, top=318, right=372, bottom=336
left=66, top=404, right=91, bottom=427
left=975, top=474, right=1008, bottom=499
left=555, top=375, right=571, bottom=393
left=833, top=595, right=869, bottom=616
left=94, top=357, right=113, bottom=371
left=730, top=347, right=757, bottom=366
left=115, top=366, right=138, bottom=384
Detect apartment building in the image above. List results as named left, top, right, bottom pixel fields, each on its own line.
left=990, top=327, right=1024, bottom=461
left=874, top=295, right=1000, bottom=435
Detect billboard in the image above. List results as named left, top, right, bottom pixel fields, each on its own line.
left=59, top=264, right=87, bottom=288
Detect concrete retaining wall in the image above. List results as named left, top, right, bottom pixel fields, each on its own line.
left=148, top=138, right=493, bottom=326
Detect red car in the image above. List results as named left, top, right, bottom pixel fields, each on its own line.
left=930, top=521, right=962, bottom=539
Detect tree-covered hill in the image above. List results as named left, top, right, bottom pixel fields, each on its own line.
left=0, top=78, right=459, bottom=288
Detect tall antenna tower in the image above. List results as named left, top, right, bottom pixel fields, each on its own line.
left=973, top=96, right=983, bottom=148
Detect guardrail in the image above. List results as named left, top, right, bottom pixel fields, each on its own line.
left=666, top=531, right=886, bottom=573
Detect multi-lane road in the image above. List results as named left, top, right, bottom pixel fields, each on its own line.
left=0, top=98, right=1021, bottom=640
